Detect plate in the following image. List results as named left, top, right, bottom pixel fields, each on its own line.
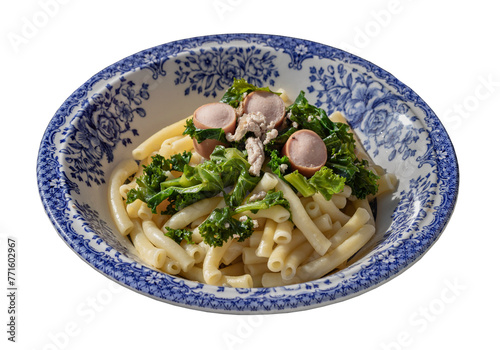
left=37, top=33, right=459, bottom=313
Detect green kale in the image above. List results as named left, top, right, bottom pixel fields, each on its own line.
left=220, top=78, right=279, bottom=108
left=199, top=207, right=254, bottom=247
left=126, top=152, right=196, bottom=212
left=263, top=126, right=298, bottom=154
left=286, top=90, right=333, bottom=139
left=183, top=118, right=227, bottom=144
left=210, top=146, right=261, bottom=207
left=166, top=151, right=193, bottom=172
left=164, top=227, right=194, bottom=244
left=325, top=137, right=379, bottom=199
left=235, top=190, right=290, bottom=214
left=284, top=167, right=345, bottom=200
left=198, top=190, right=290, bottom=247
left=267, top=149, right=291, bottom=180
left=308, top=167, right=346, bottom=200
left=126, top=146, right=262, bottom=215
left=349, top=159, right=380, bottom=199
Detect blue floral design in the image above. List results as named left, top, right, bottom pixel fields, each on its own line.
left=265, top=36, right=314, bottom=70
left=308, top=64, right=423, bottom=162
left=386, top=173, right=437, bottom=243
left=174, top=46, right=279, bottom=97
left=60, top=77, right=149, bottom=186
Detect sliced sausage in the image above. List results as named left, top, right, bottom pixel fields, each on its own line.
left=192, top=102, right=237, bottom=158
left=282, top=129, right=327, bottom=177
left=242, top=90, right=286, bottom=127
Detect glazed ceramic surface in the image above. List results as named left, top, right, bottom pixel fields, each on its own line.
left=37, top=34, right=459, bottom=313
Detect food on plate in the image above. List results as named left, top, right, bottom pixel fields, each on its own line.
left=108, top=78, right=398, bottom=288
left=192, top=102, right=237, bottom=158
left=282, top=129, right=327, bottom=177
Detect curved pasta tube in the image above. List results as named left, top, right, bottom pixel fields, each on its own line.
left=312, top=193, right=350, bottom=226
left=141, top=220, right=194, bottom=272
left=129, top=219, right=167, bottom=269
left=273, top=175, right=331, bottom=255
left=297, top=224, right=376, bottom=281
left=137, top=201, right=153, bottom=221
left=126, top=199, right=142, bottom=219
left=281, top=220, right=341, bottom=280
left=241, top=205, right=290, bottom=223
left=160, top=256, right=182, bottom=275
left=273, top=220, right=294, bottom=244
left=242, top=247, right=268, bottom=265
left=108, top=159, right=138, bottom=236
left=158, top=135, right=184, bottom=156
left=329, top=207, right=370, bottom=251
left=305, top=201, right=322, bottom=219
left=164, top=197, right=222, bottom=230
left=220, top=274, right=253, bottom=288
left=376, top=173, right=398, bottom=196
left=203, top=239, right=232, bottom=285
left=158, top=135, right=194, bottom=159
left=245, top=172, right=279, bottom=201
left=181, top=241, right=206, bottom=264
left=312, top=213, right=333, bottom=232
left=255, top=219, right=277, bottom=258
left=267, top=229, right=306, bottom=272
left=179, top=266, right=205, bottom=283
left=132, top=116, right=191, bottom=160
left=221, top=240, right=248, bottom=265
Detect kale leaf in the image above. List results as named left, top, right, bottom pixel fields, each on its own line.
left=183, top=118, right=227, bottom=144
left=220, top=78, right=279, bottom=108
left=235, top=190, right=290, bottom=214
left=284, top=167, right=345, bottom=200
left=126, top=146, right=262, bottom=214
left=164, top=227, right=194, bottom=244
left=198, top=190, right=290, bottom=247
left=199, top=207, right=254, bottom=247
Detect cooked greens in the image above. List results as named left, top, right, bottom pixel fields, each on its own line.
left=183, top=118, right=227, bottom=144
left=198, top=190, right=289, bottom=247
left=220, top=78, right=279, bottom=108
left=127, top=146, right=260, bottom=215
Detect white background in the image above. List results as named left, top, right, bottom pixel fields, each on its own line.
left=1, top=0, right=498, bottom=349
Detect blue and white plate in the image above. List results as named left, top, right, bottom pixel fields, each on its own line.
left=37, top=34, right=459, bottom=313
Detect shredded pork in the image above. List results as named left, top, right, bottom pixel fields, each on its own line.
left=246, top=137, right=265, bottom=176
left=226, top=112, right=279, bottom=176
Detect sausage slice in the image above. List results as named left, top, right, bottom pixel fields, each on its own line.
left=192, top=102, right=236, bottom=158
left=242, top=90, right=286, bottom=127
left=282, top=129, right=327, bottom=177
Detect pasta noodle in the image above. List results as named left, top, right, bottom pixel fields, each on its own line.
left=129, top=219, right=167, bottom=269
left=132, top=116, right=191, bottom=160
left=297, top=224, right=376, bottom=281
left=267, top=229, right=307, bottom=272
left=273, top=220, right=294, bottom=244
left=273, top=176, right=332, bottom=256
left=164, top=197, right=222, bottom=230
left=108, top=93, right=395, bottom=288
left=108, top=159, right=138, bottom=236
left=203, top=239, right=232, bottom=285
left=141, top=220, right=194, bottom=272
left=240, top=205, right=290, bottom=223
left=255, top=219, right=277, bottom=258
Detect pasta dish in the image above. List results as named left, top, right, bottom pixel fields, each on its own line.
left=108, top=79, right=397, bottom=288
